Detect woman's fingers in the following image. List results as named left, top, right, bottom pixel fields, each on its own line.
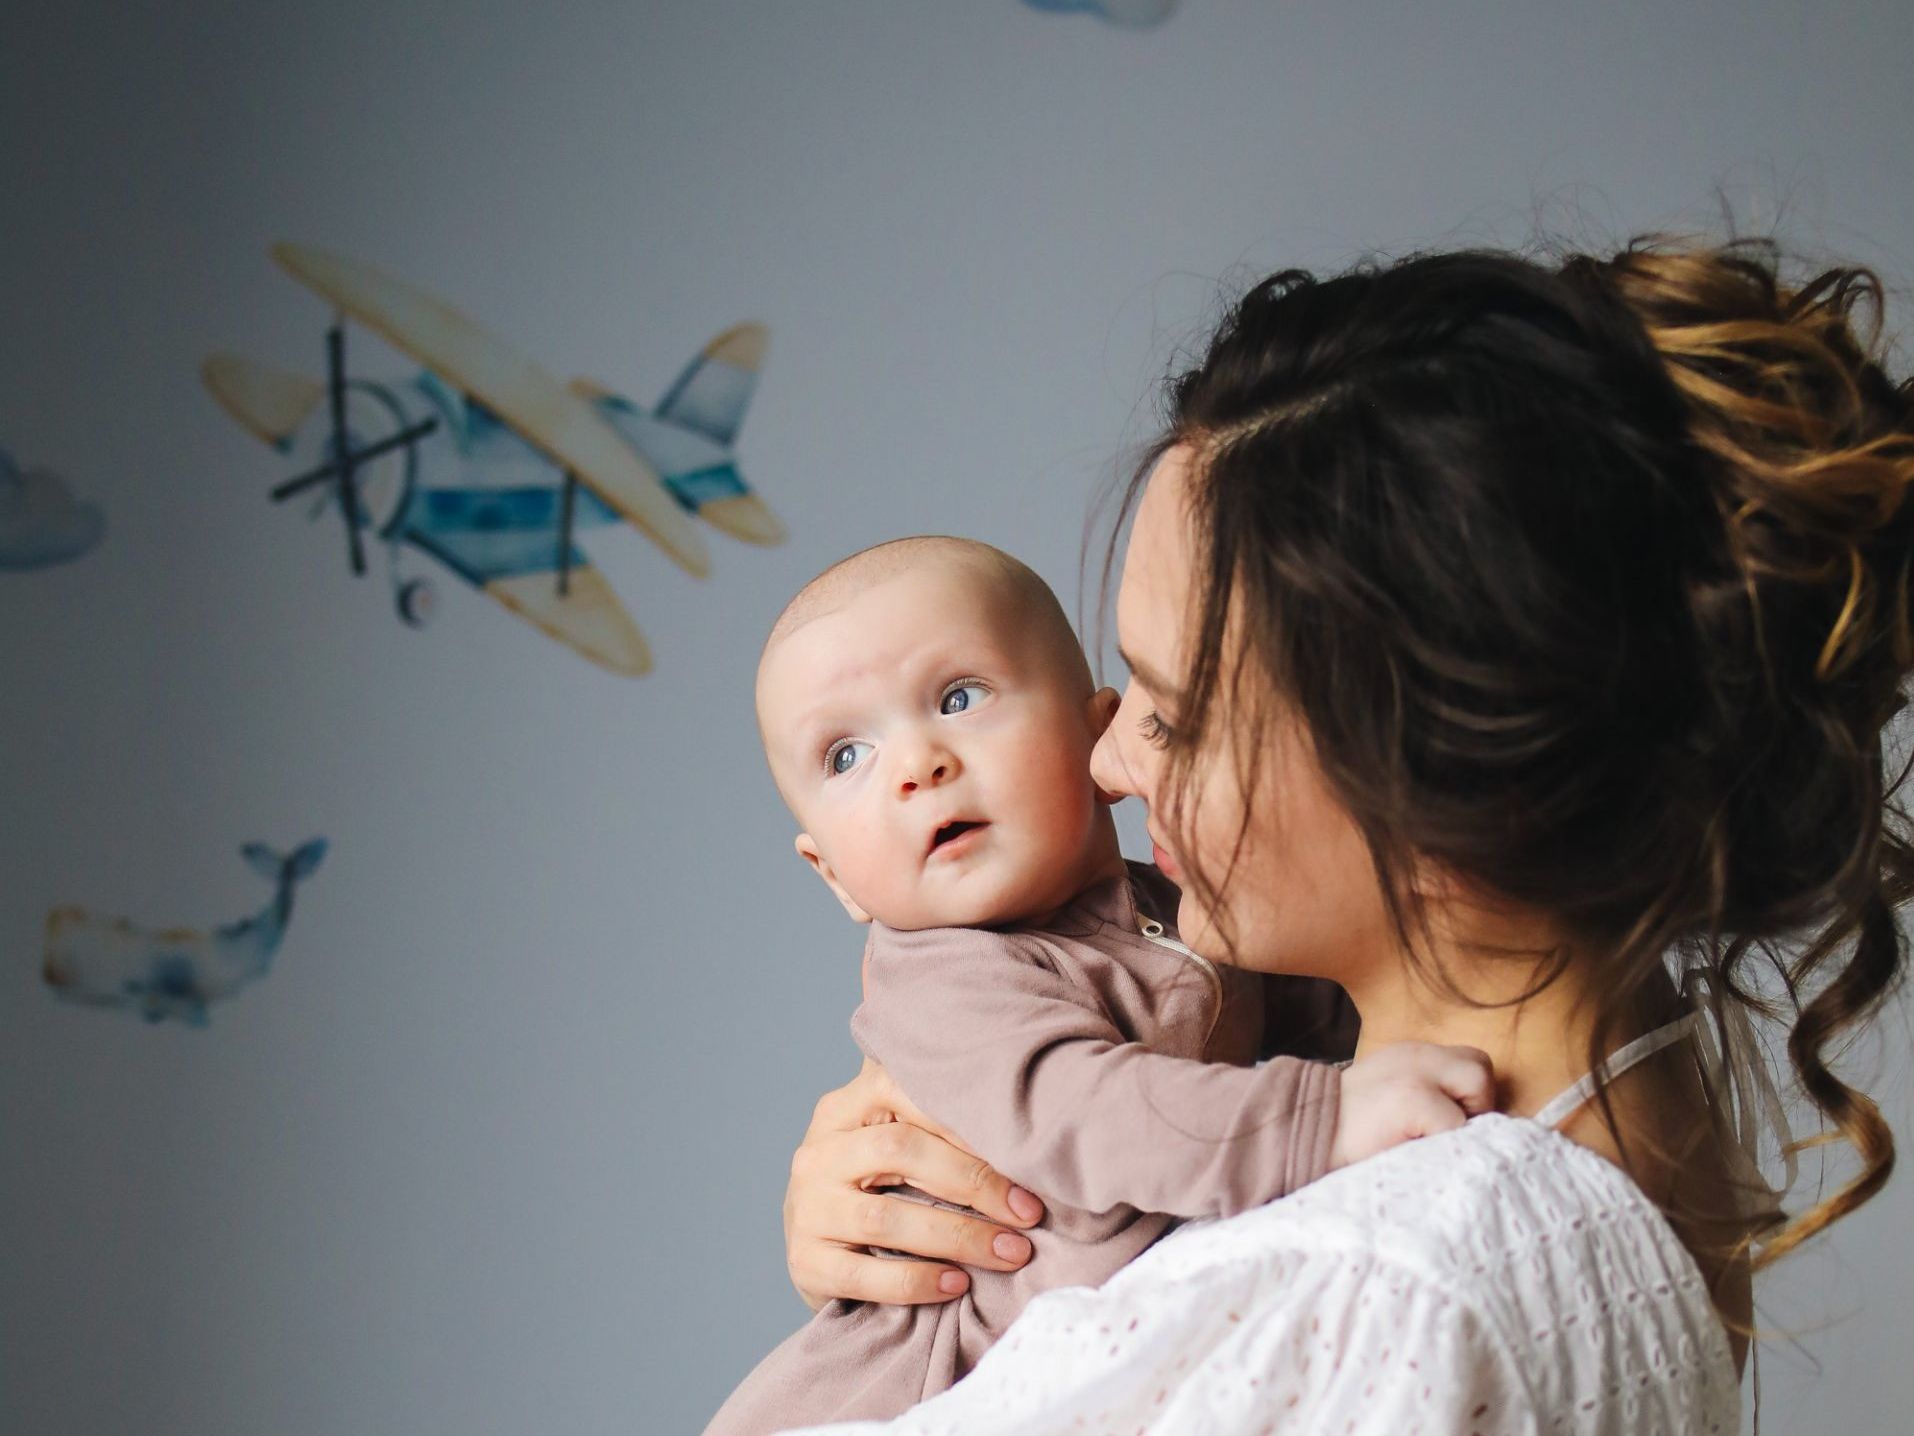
left=804, top=1062, right=1043, bottom=1227
left=783, top=1132, right=1037, bottom=1308
left=804, top=1056, right=896, bottom=1139
left=796, top=1243, right=974, bottom=1308
left=864, top=1067, right=981, bottom=1154
left=805, top=1058, right=984, bottom=1156
left=818, top=1060, right=990, bottom=1159
left=783, top=1071, right=1047, bottom=1310
left=826, top=1179, right=1035, bottom=1271
left=823, top=1120, right=1042, bottom=1233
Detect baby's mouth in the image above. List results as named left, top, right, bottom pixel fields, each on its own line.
left=927, top=819, right=990, bottom=857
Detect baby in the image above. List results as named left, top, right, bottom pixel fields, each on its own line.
left=706, top=536, right=1490, bottom=1435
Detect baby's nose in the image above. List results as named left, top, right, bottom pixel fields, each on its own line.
left=898, top=752, right=958, bottom=792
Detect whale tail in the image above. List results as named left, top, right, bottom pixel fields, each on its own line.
left=241, top=837, right=329, bottom=886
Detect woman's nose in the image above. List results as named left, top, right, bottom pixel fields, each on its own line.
left=1089, top=722, right=1135, bottom=804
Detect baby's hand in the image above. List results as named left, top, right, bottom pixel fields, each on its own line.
left=1329, top=1041, right=1496, bottom=1170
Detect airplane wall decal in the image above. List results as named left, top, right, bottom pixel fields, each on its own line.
left=204, top=244, right=786, bottom=676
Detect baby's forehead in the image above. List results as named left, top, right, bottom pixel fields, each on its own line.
left=761, top=567, right=1025, bottom=694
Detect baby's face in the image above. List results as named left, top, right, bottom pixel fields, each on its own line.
left=759, top=561, right=1116, bottom=930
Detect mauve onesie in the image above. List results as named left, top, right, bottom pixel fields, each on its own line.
left=703, top=860, right=1342, bottom=1436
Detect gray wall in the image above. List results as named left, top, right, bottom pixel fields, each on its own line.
left=3, top=2, right=1911, bottom=1432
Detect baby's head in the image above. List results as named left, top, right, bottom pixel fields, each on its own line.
left=756, top=536, right=1123, bottom=931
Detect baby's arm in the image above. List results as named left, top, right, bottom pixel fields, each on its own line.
left=854, top=929, right=1493, bottom=1218
left=853, top=930, right=1330, bottom=1217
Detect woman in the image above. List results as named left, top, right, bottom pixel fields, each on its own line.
left=776, top=233, right=1913, bottom=1431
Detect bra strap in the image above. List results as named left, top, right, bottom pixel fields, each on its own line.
left=1532, top=1013, right=1702, bottom=1131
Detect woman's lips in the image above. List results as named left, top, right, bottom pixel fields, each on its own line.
left=1151, top=839, right=1183, bottom=881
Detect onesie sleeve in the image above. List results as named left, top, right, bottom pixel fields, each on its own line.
left=850, top=926, right=1340, bottom=1218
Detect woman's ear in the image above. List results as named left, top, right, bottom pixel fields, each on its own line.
left=1405, top=855, right=1479, bottom=909
left=794, top=833, right=873, bottom=924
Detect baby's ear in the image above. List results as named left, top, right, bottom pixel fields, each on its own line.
left=793, top=833, right=873, bottom=925
left=1087, top=685, right=1122, bottom=737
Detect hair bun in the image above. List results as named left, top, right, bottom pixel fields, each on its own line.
left=1588, top=236, right=1914, bottom=695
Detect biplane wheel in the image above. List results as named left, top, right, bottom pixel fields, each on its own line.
left=396, top=578, right=435, bottom=628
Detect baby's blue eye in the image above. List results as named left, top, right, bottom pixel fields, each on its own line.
left=826, top=739, right=873, bottom=776
left=941, top=683, right=989, bottom=715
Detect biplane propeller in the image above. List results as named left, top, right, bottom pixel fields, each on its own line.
left=265, top=321, right=440, bottom=577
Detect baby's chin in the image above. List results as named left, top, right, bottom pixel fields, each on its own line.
left=895, top=865, right=1094, bottom=934
left=890, top=887, right=1025, bottom=932
left=877, top=859, right=1057, bottom=931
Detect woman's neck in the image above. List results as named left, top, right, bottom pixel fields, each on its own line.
left=1344, top=901, right=1612, bottom=1119
left=1338, top=893, right=1751, bottom=1372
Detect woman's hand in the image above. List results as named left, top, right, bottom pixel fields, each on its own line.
left=783, top=1057, right=1046, bottom=1312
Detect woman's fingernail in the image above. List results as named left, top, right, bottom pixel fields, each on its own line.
left=992, top=1231, right=1033, bottom=1263
left=938, top=1270, right=968, bottom=1295
left=1008, top=1185, right=1042, bottom=1223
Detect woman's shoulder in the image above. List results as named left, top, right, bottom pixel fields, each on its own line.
left=1153, top=1112, right=1716, bottom=1304
left=1130, top=1112, right=1741, bottom=1429
left=1164, top=1110, right=1664, bottom=1264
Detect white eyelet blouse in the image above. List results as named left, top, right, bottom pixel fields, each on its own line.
left=785, top=1024, right=1742, bottom=1435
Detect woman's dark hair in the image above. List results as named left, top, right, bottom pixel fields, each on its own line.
left=1099, top=232, right=1914, bottom=1275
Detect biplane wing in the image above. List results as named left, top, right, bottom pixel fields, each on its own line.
left=270, top=242, right=711, bottom=579
left=202, top=353, right=328, bottom=447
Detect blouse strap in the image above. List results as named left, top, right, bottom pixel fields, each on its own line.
left=1531, top=1013, right=1702, bottom=1131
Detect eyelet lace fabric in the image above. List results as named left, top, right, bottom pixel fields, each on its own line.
left=783, top=1112, right=1740, bottom=1435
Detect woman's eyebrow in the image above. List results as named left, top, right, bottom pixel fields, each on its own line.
left=1116, top=644, right=1182, bottom=703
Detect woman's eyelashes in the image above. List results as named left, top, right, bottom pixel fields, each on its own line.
left=821, top=680, right=994, bottom=777
left=1139, top=709, right=1176, bottom=749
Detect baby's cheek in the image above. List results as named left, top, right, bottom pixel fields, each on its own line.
left=854, top=840, right=908, bottom=910
left=1031, top=782, right=1095, bottom=863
